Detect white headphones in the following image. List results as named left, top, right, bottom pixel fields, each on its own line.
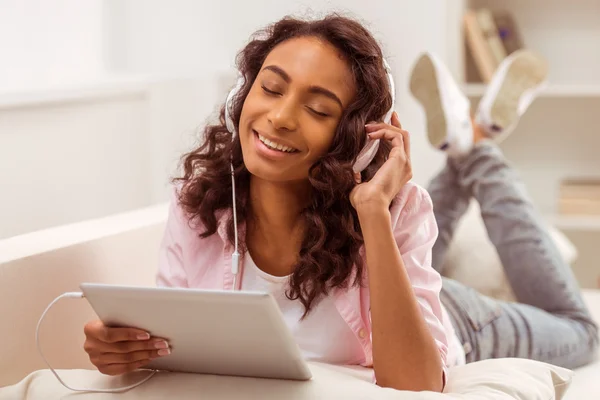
left=225, top=59, right=396, bottom=289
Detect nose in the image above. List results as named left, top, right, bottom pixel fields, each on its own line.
left=267, top=96, right=298, bottom=132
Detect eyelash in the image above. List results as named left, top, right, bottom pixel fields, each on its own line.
left=309, top=109, right=329, bottom=118
left=261, top=85, right=330, bottom=118
left=261, top=85, right=280, bottom=96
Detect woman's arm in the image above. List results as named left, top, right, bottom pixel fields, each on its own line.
left=357, top=199, right=444, bottom=392
left=352, top=114, right=446, bottom=391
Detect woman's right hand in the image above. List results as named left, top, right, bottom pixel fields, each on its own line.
left=83, top=320, right=171, bottom=376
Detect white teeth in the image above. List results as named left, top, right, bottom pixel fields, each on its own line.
left=258, top=134, right=296, bottom=153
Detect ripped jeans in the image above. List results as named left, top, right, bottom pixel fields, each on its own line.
left=430, top=141, right=599, bottom=369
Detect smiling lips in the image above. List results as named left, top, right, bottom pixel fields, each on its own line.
left=256, top=132, right=299, bottom=153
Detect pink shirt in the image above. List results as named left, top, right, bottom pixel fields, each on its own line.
left=156, top=181, right=460, bottom=376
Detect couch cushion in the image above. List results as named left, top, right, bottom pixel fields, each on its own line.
left=564, top=360, right=600, bottom=400
left=0, top=359, right=573, bottom=400
left=0, top=204, right=168, bottom=387
left=564, top=290, right=600, bottom=399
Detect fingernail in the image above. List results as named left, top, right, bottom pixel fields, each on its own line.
left=154, top=340, right=169, bottom=349
left=137, top=333, right=150, bottom=340
left=158, top=349, right=171, bottom=356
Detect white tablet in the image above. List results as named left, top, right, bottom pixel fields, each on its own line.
left=80, top=283, right=312, bottom=381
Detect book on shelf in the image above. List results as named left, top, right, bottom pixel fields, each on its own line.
left=464, top=9, right=496, bottom=82
left=558, top=178, right=600, bottom=215
left=493, top=10, right=524, bottom=55
left=463, top=8, right=523, bottom=83
left=477, top=9, right=507, bottom=66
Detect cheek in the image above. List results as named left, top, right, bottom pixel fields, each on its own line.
left=238, top=94, right=260, bottom=146
left=238, top=91, right=257, bottom=127
left=305, top=124, right=337, bottom=158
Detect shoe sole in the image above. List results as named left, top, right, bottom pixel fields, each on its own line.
left=489, top=52, right=548, bottom=129
left=410, top=54, right=447, bottom=148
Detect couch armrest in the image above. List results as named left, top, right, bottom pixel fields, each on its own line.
left=0, top=204, right=168, bottom=387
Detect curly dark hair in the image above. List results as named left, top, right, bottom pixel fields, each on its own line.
left=175, top=13, right=393, bottom=316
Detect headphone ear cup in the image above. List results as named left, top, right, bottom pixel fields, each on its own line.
left=225, top=76, right=245, bottom=136
left=352, top=138, right=380, bottom=173
left=382, top=59, right=396, bottom=125
left=352, top=59, right=395, bottom=173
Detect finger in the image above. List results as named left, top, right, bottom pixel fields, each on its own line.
left=401, top=128, right=411, bottom=161
left=391, top=111, right=402, bottom=129
left=98, top=359, right=151, bottom=376
left=112, top=338, right=169, bottom=354
left=364, top=122, right=402, bottom=133
left=99, top=326, right=151, bottom=344
left=96, top=348, right=170, bottom=365
left=367, top=129, right=405, bottom=149
left=88, top=337, right=169, bottom=354
left=85, top=320, right=150, bottom=343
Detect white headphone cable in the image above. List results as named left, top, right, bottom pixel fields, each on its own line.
left=230, top=161, right=240, bottom=290
left=36, top=292, right=157, bottom=393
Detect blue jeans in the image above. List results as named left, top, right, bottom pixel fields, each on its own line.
left=430, top=141, right=599, bottom=369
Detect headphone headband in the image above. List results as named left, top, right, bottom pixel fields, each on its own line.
left=225, top=58, right=395, bottom=173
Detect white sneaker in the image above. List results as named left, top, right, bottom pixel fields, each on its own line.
left=475, top=50, right=548, bottom=140
left=410, top=52, right=473, bottom=157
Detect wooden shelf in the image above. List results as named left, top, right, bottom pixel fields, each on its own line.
left=547, top=214, right=600, bottom=232
left=463, top=83, right=600, bottom=99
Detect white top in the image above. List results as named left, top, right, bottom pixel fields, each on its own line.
left=240, top=253, right=365, bottom=365
left=451, top=330, right=466, bottom=365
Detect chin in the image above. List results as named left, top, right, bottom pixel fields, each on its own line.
left=244, top=158, right=297, bottom=182
left=243, top=155, right=310, bottom=184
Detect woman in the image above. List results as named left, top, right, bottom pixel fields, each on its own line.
left=83, top=14, right=450, bottom=392
left=82, top=14, right=598, bottom=392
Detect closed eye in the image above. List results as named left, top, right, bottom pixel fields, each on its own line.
left=261, top=84, right=329, bottom=117
left=307, top=108, right=330, bottom=118
left=261, top=85, right=281, bottom=96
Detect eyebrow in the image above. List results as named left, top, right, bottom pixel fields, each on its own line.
left=262, top=65, right=344, bottom=109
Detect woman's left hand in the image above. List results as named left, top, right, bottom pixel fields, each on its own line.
left=350, top=112, right=412, bottom=213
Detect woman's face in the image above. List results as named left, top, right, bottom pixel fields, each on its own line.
left=238, top=36, right=356, bottom=183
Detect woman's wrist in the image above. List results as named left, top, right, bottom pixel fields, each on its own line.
left=356, top=202, right=390, bottom=223
left=353, top=189, right=389, bottom=214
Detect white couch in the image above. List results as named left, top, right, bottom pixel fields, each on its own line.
left=0, top=202, right=598, bottom=399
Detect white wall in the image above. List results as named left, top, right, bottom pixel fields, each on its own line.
left=0, top=76, right=213, bottom=239
left=0, top=0, right=105, bottom=91
left=0, top=87, right=151, bottom=239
